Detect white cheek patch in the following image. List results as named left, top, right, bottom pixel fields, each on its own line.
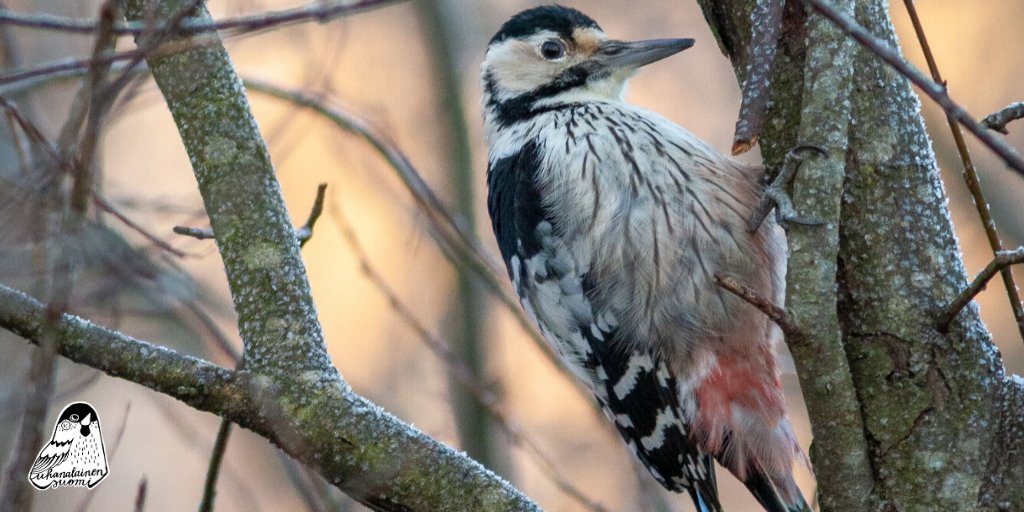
left=485, top=34, right=565, bottom=94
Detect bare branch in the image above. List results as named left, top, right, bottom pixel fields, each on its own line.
left=0, top=33, right=220, bottom=88
left=0, top=0, right=403, bottom=36
left=296, top=183, right=327, bottom=247
left=92, top=194, right=188, bottom=257
left=133, top=478, right=148, bottom=512
left=0, top=284, right=243, bottom=414
left=732, top=0, right=784, bottom=155
left=981, top=102, right=1024, bottom=135
left=938, top=247, right=1024, bottom=330
left=802, top=0, right=1024, bottom=174
left=100, top=0, right=542, bottom=507
left=173, top=225, right=215, bottom=240
left=198, top=420, right=232, bottom=512
left=1, top=4, right=120, bottom=507
left=902, top=0, right=1024, bottom=343
left=174, top=183, right=328, bottom=247
left=0, top=281, right=541, bottom=511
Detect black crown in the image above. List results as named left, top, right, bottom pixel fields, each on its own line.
left=490, top=5, right=601, bottom=46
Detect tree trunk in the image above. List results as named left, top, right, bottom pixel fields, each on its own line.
left=696, top=1, right=1024, bottom=511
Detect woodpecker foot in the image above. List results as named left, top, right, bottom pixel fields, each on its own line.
left=747, top=145, right=827, bottom=232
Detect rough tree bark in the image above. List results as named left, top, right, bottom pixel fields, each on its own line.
left=697, top=1, right=1024, bottom=511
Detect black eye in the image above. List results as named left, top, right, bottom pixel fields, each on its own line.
left=70, top=414, right=79, bottom=421
left=540, top=40, right=565, bottom=60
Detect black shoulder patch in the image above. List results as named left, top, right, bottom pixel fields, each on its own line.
left=490, top=5, right=601, bottom=45
left=486, top=140, right=547, bottom=267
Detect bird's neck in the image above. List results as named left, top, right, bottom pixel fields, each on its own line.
left=483, top=86, right=628, bottom=149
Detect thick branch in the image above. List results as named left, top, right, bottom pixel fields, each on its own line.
left=0, top=284, right=540, bottom=511
left=119, top=0, right=328, bottom=376
left=700, top=0, right=1013, bottom=509
left=785, top=3, right=875, bottom=510
left=0, top=284, right=243, bottom=414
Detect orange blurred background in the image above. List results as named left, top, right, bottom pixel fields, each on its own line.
left=1, top=1, right=1022, bottom=511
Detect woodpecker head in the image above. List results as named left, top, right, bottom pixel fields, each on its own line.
left=481, top=5, right=694, bottom=129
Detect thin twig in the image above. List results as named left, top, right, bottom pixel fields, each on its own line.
left=714, top=273, right=795, bottom=334
left=418, top=0, right=495, bottom=471
left=4, top=109, right=31, bottom=176
left=981, top=102, right=1024, bottom=135
left=732, top=0, right=784, bottom=155
left=198, top=420, right=232, bottom=512
left=296, top=183, right=328, bottom=247
left=178, top=301, right=241, bottom=363
left=133, top=478, right=148, bottom=512
left=902, top=0, right=1024, bottom=343
left=244, top=80, right=496, bottom=274
left=102, top=0, right=205, bottom=100
left=0, top=96, right=55, bottom=159
left=0, top=371, right=101, bottom=422
left=174, top=183, right=329, bottom=246
left=0, top=0, right=402, bottom=36
left=4, top=75, right=190, bottom=263
left=0, top=33, right=220, bottom=88
left=93, top=194, right=188, bottom=257
left=938, top=247, right=1024, bottom=330
left=173, top=225, right=215, bottom=240
left=4, top=70, right=539, bottom=357
left=802, top=0, right=1024, bottom=174
left=3, top=87, right=187, bottom=262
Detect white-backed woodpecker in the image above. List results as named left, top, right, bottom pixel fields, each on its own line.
left=482, top=5, right=809, bottom=512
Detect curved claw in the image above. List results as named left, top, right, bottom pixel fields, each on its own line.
left=747, top=145, right=827, bottom=232
left=788, top=144, right=827, bottom=159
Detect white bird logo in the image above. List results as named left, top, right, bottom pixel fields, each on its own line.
left=28, top=402, right=109, bottom=489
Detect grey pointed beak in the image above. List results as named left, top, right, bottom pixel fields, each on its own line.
left=591, top=38, right=695, bottom=73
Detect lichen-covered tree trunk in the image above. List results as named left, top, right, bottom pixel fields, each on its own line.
left=697, top=1, right=1024, bottom=511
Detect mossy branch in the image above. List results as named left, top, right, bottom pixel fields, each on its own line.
left=784, top=2, right=875, bottom=510
left=698, top=0, right=1020, bottom=510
